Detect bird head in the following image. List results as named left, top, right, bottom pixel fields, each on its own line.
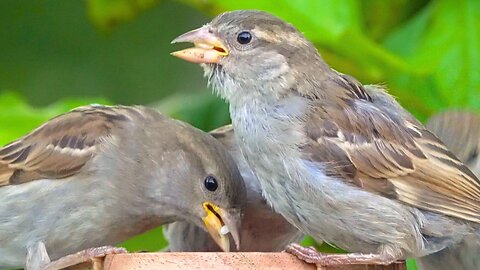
left=152, top=125, right=246, bottom=252
left=171, top=10, right=326, bottom=103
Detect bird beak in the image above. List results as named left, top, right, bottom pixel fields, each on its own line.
left=202, top=202, right=241, bottom=252
left=171, top=26, right=228, bottom=64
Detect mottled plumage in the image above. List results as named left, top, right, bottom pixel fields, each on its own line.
left=0, top=106, right=129, bottom=186
left=303, top=84, right=480, bottom=223
left=172, top=10, right=480, bottom=269
left=416, top=111, right=480, bottom=270
left=0, top=105, right=245, bottom=270
left=165, top=125, right=303, bottom=252
left=427, top=111, right=480, bottom=176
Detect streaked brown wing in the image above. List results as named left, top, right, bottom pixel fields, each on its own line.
left=427, top=111, right=480, bottom=174
left=304, top=101, right=480, bottom=223
left=0, top=105, right=131, bottom=186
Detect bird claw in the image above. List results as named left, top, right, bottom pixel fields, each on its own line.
left=42, top=246, right=127, bottom=270
left=82, top=246, right=128, bottom=258
left=84, top=246, right=127, bottom=270
left=285, top=243, right=397, bottom=266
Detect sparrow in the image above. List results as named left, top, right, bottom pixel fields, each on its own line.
left=164, top=124, right=303, bottom=252
left=0, top=105, right=246, bottom=270
left=171, top=10, right=480, bottom=269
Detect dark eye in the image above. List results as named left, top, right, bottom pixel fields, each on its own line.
left=204, top=175, right=218, bottom=191
left=237, top=31, right=252, bottom=44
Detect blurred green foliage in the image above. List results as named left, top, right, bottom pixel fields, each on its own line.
left=86, top=0, right=161, bottom=30
left=1, top=1, right=479, bottom=269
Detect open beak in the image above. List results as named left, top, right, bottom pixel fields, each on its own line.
left=171, top=26, right=228, bottom=64
left=202, top=202, right=241, bottom=252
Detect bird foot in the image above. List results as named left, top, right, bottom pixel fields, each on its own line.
left=43, top=246, right=127, bottom=270
left=285, top=243, right=398, bottom=266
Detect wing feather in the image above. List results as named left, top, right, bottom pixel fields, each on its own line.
left=0, top=105, right=137, bottom=186
left=303, top=84, right=480, bottom=223
left=427, top=111, right=480, bottom=176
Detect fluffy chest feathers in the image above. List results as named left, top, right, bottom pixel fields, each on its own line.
left=229, top=95, right=313, bottom=209
left=230, top=95, right=307, bottom=166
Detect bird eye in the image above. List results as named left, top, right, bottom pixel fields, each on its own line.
left=204, top=175, right=218, bottom=191
left=237, top=31, right=252, bottom=44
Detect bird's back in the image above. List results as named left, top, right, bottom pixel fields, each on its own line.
left=0, top=106, right=168, bottom=268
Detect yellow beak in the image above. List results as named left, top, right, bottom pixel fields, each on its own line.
left=171, top=26, right=228, bottom=64
left=202, top=202, right=241, bottom=252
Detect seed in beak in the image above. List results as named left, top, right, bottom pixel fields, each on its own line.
left=220, top=225, right=230, bottom=235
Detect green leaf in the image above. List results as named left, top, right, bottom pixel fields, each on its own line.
left=407, top=259, right=419, bottom=270
left=86, top=0, right=162, bottom=30
left=120, top=227, right=167, bottom=252
left=384, top=0, right=480, bottom=117
left=301, top=236, right=346, bottom=254
left=152, top=91, right=230, bottom=131
left=361, top=0, right=429, bottom=41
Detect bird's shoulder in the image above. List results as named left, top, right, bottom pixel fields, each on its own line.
left=301, top=78, right=480, bottom=223
left=0, top=105, right=156, bottom=186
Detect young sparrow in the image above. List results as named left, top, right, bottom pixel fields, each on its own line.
left=0, top=105, right=245, bottom=270
left=172, top=10, right=480, bottom=269
left=165, top=125, right=303, bottom=252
